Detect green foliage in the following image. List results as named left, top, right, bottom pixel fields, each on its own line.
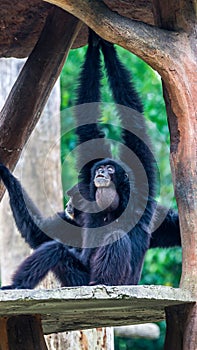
left=141, top=248, right=182, bottom=286
left=60, top=44, right=182, bottom=350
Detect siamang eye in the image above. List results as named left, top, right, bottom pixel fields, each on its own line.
left=107, top=165, right=115, bottom=174
left=124, top=173, right=128, bottom=179
left=97, top=167, right=104, bottom=172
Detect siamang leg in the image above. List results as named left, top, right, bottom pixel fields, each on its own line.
left=52, top=247, right=90, bottom=287
left=1, top=242, right=89, bottom=289
left=89, top=232, right=132, bottom=285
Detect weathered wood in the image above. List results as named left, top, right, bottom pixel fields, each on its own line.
left=152, top=0, right=197, bottom=296
left=0, top=7, right=82, bottom=200
left=152, top=2, right=197, bottom=349
left=0, top=315, right=47, bottom=350
left=0, top=0, right=155, bottom=58
left=164, top=304, right=197, bottom=350
left=0, top=286, right=194, bottom=334
left=43, top=0, right=196, bottom=72
left=43, top=0, right=181, bottom=71
left=152, top=0, right=196, bottom=31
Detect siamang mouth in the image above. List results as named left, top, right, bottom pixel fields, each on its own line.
left=94, top=176, right=111, bottom=187
left=96, top=174, right=105, bottom=178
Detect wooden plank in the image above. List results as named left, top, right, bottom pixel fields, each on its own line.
left=0, top=285, right=195, bottom=334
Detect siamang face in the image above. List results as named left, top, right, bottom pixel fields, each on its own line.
left=91, top=159, right=129, bottom=189
left=66, top=159, right=131, bottom=218
left=94, top=164, right=115, bottom=188
left=91, top=159, right=130, bottom=211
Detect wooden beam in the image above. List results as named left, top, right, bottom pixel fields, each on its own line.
left=0, top=315, right=47, bottom=350
left=0, top=7, right=82, bottom=200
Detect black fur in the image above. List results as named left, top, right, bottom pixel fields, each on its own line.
left=0, top=164, right=52, bottom=249
left=150, top=207, right=181, bottom=248
left=0, top=30, right=181, bottom=289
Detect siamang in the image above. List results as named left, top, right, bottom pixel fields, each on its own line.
left=0, top=31, right=181, bottom=289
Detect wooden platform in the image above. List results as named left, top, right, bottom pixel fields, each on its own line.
left=0, top=285, right=194, bottom=334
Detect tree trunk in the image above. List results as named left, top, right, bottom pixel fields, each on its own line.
left=46, top=328, right=114, bottom=350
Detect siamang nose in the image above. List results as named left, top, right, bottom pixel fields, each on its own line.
left=98, top=168, right=108, bottom=177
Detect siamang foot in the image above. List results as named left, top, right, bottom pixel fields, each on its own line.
left=0, top=285, right=17, bottom=290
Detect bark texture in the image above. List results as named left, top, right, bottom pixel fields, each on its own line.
left=0, top=0, right=155, bottom=58
left=0, top=315, right=48, bottom=350
left=164, top=304, right=197, bottom=350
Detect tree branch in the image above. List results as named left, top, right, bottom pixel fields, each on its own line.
left=152, top=0, right=197, bottom=31
left=43, top=0, right=182, bottom=73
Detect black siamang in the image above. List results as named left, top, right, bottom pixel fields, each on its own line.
left=0, top=31, right=181, bottom=289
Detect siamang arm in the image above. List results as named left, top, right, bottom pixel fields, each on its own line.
left=150, top=205, right=181, bottom=248
left=0, top=164, right=77, bottom=249
left=101, top=40, right=156, bottom=195
left=101, top=40, right=143, bottom=114
left=75, top=30, right=111, bottom=178
left=0, top=163, right=52, bottom=248
left=76, top=30, right=105, bottom=140
left=101, top=39, right=181, bottom=248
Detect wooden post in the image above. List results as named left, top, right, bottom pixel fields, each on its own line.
left=0, top=315, right=47, bottom=350
left=152, top=1, right=197, bottom=349
left=164, top=304, right=197, bottom=350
